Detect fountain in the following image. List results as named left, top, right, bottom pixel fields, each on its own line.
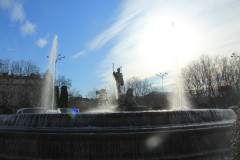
left=0, top=35, right=237, bottom=160
left=0, top=109, right=236, bottom=159
left=41, top=35, right=58, bottom=112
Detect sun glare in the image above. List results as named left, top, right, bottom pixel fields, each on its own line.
left=138, top=14, right=200, bottom=74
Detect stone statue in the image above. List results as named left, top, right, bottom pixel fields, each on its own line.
left=113, top=68, right=124, bottom=96
left=124, top=88, right=137, bottom=107
left=96, top=89, right=108, bottom=105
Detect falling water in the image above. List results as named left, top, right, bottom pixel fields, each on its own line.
left=169, top=73, right=191, bottom=110
left=169, top=23, right=191, bottom=110
left=0, top=109, right=236, bottom=159
left=41, top=35, right=58, bottom=110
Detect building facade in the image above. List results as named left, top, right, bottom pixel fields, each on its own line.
left=0, top=74, right=43, bottom=111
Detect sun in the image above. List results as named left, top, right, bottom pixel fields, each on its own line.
left=137, top=13, right=200, bottom=74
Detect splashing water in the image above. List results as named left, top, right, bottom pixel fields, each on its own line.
left=87, top=104, right=118, bottom=113
left=41, top=35, right=58, bottom=110
left=169, top=74, right=191, bottom=110
left=168, top=23, right=191, bottom=110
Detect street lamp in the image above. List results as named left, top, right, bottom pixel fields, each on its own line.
left=47, top=54, right=65, bottom=83
left=47, top=54, right=65, bottom=110
left=54, top=54, right=65, bottom=82
left=156, top=72, right=168, bottom=92
left=156, top=72, right=168, bottom=108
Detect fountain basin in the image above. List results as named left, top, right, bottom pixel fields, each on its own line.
left=0, top=109, right=236, bottom=160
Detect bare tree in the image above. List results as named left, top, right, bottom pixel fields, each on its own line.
left=87, top=88, right=98, bottom=99
left=0, top=60, right=41, bottom=111
left=68, top=90, right=83, bottom=109
left=182, top=54, right=240, bottom=108
left=10, top=60, right=40, bottom=76
left=10, top=61, right=22, bottom=76
left=199, top=55, right=217, bottom=100
left=69, top=88, right=82, bottom=98
left=0, top=59, right=10, bottom=74
left=22, top=60, right=40, bottom=76
left=125, top=77, right=153, bottom=97
left=56, top=75, right=72, bottom=88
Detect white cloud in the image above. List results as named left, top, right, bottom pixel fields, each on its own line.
left=87, top=0, right=146, bottom=51
left=10, top=1, right=25, bottom=22
left=0, top=0, right=36, bottom=36
left=20, top=20, right=35, bottom=36
left=86, top=0, right=240, bottom=91
left=36, top=37, right=48, bottom=48
left=0, top=0, right=25, bottom=22
left=71, top=51, right=86, bottom=59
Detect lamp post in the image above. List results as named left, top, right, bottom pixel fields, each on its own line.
left=156, top=72, right=168, bottom=93
left=47, top=54, right=65, bottom=83
left=156, top=72, right=168, bottom=107
left=54, top=54, right=65, bottom=83
left=47, top=54, right=65, bottom=110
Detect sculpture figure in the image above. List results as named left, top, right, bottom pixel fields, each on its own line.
left=96, top=89, right=108, bottom=105
left=124, top=88, right=137, bottom=107
left=113, top=68, right=124, bottom=97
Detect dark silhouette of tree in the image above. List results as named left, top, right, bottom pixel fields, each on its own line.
left=59, top=86, right=68, bottom=108
left=125, top=77, right=153, bottom=97
left=68, top=88, right=82, bottom=108
left=143, top=92, right=169, bottom=109
left=0, top=59, right=10, bottom=74
left=182, top=54, right=240, bottom=108
left=55, top=86, right=60, bottom=108
left=56, top=75, right=72, bottom=89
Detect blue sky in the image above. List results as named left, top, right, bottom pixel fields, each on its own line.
left=1, top=0, right=240, bottom=96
